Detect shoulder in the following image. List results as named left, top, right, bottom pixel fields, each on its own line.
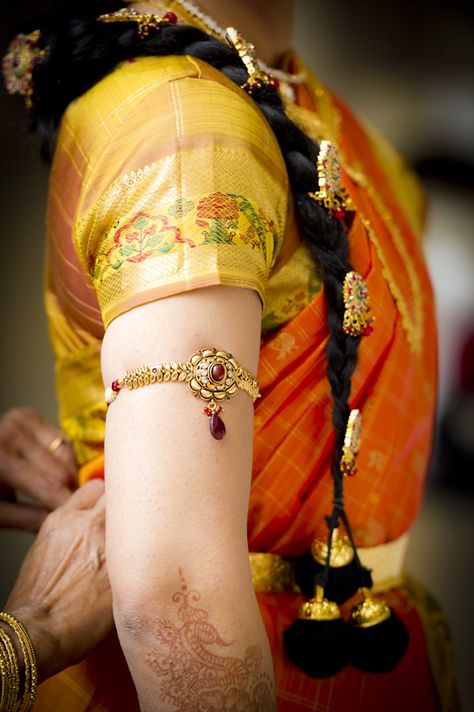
left=59, top=54, right=286, bottom=185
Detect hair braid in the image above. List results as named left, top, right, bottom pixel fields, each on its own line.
left=29, top=3, right=361, bottom=485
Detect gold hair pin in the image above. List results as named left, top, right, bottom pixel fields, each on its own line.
left=308, top=140, right=354, bottom=220
left=105, top=347, right=260, bottom=440
left=342, top=271, right=374, bottom=337
left=2, top=30, right=50, bottom=109
left=225, top=27, right=279, bottom=94
left=98, top=7, right=178, bottom=38
left=340, top=409, right=362, bottom=476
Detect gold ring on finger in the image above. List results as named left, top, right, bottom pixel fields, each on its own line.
left=47, top=435, right=65, bottom=454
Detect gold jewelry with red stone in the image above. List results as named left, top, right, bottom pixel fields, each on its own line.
left=342, top=271, right=374, bottom=337
left=98, top=7, right=178, bottom=38
left=2, top=30, right=50, bottom=109
left=105, top=348, right=260, bottom=440
left=225, top=27, right=279, bottom=94
left=340, top=409, right=362, bottom=476
left=308, top=140, right=354, bottom=220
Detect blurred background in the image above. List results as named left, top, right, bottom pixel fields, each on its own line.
left=1, top=0, right=473, bottom=708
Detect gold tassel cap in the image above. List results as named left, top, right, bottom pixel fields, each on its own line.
left=298, top=586, right=341, bottom=621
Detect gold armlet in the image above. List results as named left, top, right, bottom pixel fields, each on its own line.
left=105, top=347, right=260, bottom=440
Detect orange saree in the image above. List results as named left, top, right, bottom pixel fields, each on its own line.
left=35, top=45, right=454, bottom=712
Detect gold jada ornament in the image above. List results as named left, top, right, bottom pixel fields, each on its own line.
left=298, top=585, right=341, bottom=622
left=283, top=584, right=351, bottom=677
left=349, top=588, right=409, bottom=673
left=308, top=140, right=354, bottom=220
left=340, top=408, right=362, bottom=476
left=98, top=7, right=178, bottom=38
left=294, top=526, right=360, bottom=605
left=342, top=271, right=374, bottom=338
left=311, top=528, right=354, bottom=569
left=351, top=589, right=391, bottom=628
left=2, top=30, right=50, bottom=109
left=105, top=347, right=260, bottom=440
left=225, top=27, right=279, bottom=94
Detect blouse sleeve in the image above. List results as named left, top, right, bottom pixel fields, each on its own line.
left=68, top=56, right=288, bottom=328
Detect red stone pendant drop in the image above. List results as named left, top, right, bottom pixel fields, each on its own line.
left=210, top=412, right=226, bottom=440
left=204, top=402, right=226, bottom=440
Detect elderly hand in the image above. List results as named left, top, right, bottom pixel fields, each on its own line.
left=2, top=479, right=112, bottom=682
left=0, top=408, right=77, bottom=531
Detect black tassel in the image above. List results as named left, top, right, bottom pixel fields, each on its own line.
left=349, top=591, right=409, bottom=672
left=294, top=529, right=360, bottom=604
left=283, top=586, right=350, bottom=678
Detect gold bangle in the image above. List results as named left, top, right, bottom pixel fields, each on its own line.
left=0, top=613, right=37, bottom=712
left=105, top=347, right=260, bottom=441
left=0, top=628, right=20, bottom=712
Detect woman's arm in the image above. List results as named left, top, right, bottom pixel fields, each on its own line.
left=102, top=285, right=276, bottom=711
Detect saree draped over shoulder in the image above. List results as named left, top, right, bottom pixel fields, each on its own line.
left=37, top=52, right=455, bottom=711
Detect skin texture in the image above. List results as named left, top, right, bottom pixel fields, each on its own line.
left=145, top=570, right=274, bottom=711
left=0, top=407, right=77, bottom=531
left=102, top=286, right=276, bottom=710
left=2, top=480, right=112, bottom=683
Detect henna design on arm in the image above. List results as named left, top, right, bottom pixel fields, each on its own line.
left=145, top=570, right=275, bottom=711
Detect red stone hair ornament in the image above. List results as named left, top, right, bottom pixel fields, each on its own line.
left=308, top=140, right=354, bottom=220
left=98, top=7, right=178, bottom=38
left=340, top=408, right=362, bottom=476
left=2, top=30, right=50, bottom=109
left=225, top=27, right=279, bottom=94
left=342, top=271, right=374, bottom=337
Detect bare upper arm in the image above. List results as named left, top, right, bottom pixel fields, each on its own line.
left=101, top=285, right=262, bottom=604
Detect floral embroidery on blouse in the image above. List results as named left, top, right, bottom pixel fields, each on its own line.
left=195, top=192, right=272, bottom=261
left=92, top=211, right=195, bottom=281
left=93, top=191, right=277, bottom=283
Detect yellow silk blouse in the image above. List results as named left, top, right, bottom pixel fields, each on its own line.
left=46, top=54, right=320, bottom=462
left=46, top=52, right=424, bottom=465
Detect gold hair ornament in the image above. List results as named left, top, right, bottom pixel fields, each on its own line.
left=340, top=408, right=362, bottom=476
left=98, top=7, right=178, bottom=38
left=342, top=271, right=374, bottom=337
left=105, top=347, right=260, bottom=440
left=298, top=585, right=341, bottom=622
left=308, top=140, right=354, bottom=220
left=351, top=589, right=391, bottom=628
left=225, top=27, right=279, bottom=94
left=2, top=30, right=50, bottom=110
left=311, top=527, right=354, bottom=568
left=0, top=612, right=37, bottom=712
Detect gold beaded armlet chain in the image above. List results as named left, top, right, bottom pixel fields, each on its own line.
left=105, top=348, right=260, bottom=440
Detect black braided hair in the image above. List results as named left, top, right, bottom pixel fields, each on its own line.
left=26, top=1, right=360, bottom=526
